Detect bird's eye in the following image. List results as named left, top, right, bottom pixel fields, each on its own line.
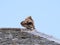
left=27, top=22, right=32, bottom=25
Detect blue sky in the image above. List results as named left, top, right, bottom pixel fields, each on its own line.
left=0, top=0, right=60, bottom=39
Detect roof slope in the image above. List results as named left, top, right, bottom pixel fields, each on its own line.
left=0, top=28, right=60, bottom=45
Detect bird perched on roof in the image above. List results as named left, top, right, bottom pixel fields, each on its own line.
left=20, top=16, right=35, bottom=30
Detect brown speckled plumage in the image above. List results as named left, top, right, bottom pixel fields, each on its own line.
left=21, top=16, right=35, bottom=29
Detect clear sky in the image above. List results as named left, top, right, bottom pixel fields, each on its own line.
left=0, top=0, right=60, bottom=39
